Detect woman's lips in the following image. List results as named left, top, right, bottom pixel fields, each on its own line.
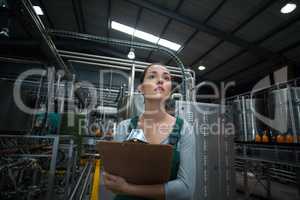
left=154, top=86, right=165, bottom=92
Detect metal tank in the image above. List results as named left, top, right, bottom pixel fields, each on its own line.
left=268, top=88, right=290, bottom=134
left=232, top=97, right=265, bottom=142
left=176, top=101, right=235, bottom=200
left=290, top=87, right=300, bottom=142
left=268, top=87, right=300, bottom=142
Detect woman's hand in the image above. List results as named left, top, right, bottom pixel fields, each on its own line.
left=103, top=171, right=130, bottom=194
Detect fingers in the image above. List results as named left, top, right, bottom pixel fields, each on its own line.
left=103, top=171, right=118, bottom=181
left=104, top=178, right=114, bottom=187
left=103, top=172, right=115, bottom=189
left=104, top=175, right=120, bottom=194
left=107, top=173, right=118, bottom=181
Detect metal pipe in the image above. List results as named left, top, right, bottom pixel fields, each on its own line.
left=287, top=86, right=298, bottom=143
left=65, top=56, right=183, bottom=75
left=68, top=162, right=90, bottom=200
left=60, top=50, right=143, bottom=65
left=0, top=77, right=35, bottom=83
left=59, top=50, right=183, bottom=72
left=241, top=96, right=248, bottom=141
left=68, top=59, right=131, bottom=71
left=47, top=67, right=55, bottom=113
left=65, top=139, right=75, bottom=199
left=49, top=30, right=187, bottom=99
left=4, top=154, right=52, bottom=158
left=68, top=59, right=183, bottom=78
left=130, top=64, right=136, bottom=98
left=31, top=74, right=45, bottom=131
left=61, top=53, right=135, bottom=68
left=0, top=56, right=43, bottom=64
left=185, top=68, right=196, bottom=80
left=0, top=159, right=30, bottom=172
left=79, top=161, right=93, bottom=200
left=19, top=0, right=72, bottom=79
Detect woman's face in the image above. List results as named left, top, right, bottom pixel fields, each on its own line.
left=139, top=64, right=172, bottom=101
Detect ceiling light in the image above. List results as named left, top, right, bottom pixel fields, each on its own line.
left=0, top=28, right=9, bottom=37
left=1, top=1, right=8, bottom=8
left=127, top=48, right=135, bottom=59
left=134, top=30, right=159, bottom=43
left=280, top=3, right=297, bottom=14
left=111, top=21, right=134, bottom=35
left=157, top=38, right=181, bottom=51
left=33, top=6, right=44, bottom=15
left=111, top=20, right=181, bottom=51
left=198, top=65, right=206, bottom=71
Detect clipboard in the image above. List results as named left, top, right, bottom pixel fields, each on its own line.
left=97, top=141, right=173, bottom=185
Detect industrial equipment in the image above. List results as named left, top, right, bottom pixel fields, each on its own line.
left=231, top=97, right=266, bottom=142
left=229, top=79, right=300, bottom=199
left=176, top=101, right=236, bottom=200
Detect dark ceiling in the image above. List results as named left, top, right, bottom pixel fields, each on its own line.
left=1, top=0, right=300, bottom=92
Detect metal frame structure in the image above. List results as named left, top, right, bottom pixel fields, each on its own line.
left=59, top=50, right=196, bottom=105
left=145, top=0, right=184, bottom=61
left=176, top=101, right=235, bottom=200
left=0, top=134, right=77, bottom=200
left=124, top=0, right=288, bottom=66
left=223, top=41, right=300, bottom=82
left=115, top=0, right=300, bottom=84
left=49, top=29, right=189, bottom=99
left=18, top=0, right=72, bottom=79
left=235, top=142, right=300, bottom=199
left=2, top=0, right=299, bottom=88
left=59, top=50, right=186, bottom=78
left=227, top=76, right=300, bottom=144
left=72, top=0, right=86, bottom=34
left=14, top=0, right=193, bottom=101
left=68, top=160, right=94, bottom=200
left=227, top=77, right=300, bottom=199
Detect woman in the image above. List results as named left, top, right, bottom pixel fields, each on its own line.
left=103, top=63, right=195, bottom=200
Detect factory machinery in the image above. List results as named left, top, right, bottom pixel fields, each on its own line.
left=0, top=135, right=78, bottom=200
left=0, top=25, right=196, bottom=200
left=0, top=1, right=237, bottom=200
left=0, top=54, right=237, bottom=200
left=228, top=78, right=300, bottom=199
left=0, top=66, right=104, bottom=200
left=0, top=54, right=195, bottom=200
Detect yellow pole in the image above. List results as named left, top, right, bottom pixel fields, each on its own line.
left=91, top=159, right=101, bottom=200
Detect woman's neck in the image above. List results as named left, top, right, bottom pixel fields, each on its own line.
left=143, top=99, right=168, bottom=122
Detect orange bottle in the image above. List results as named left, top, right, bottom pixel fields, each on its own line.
left=286, top=129, right=294, bottom=143
left=95, top=128, right=102, bottom=137
left=262, top=130, right=269, bottom=143
left=277, top=134, right=286, bottom=144
left=255, top=129, right=262, bottom=143
left=255, top=134, right=261, bottom=142
left=286, top=134, right=294, bottom=143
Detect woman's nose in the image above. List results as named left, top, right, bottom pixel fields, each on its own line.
left=157, top=78, right=163, bottom=84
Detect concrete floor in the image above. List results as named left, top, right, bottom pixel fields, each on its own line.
left=236, top=172, right=300, bottom=200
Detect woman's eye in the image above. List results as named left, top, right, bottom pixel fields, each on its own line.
left=164, top=76, right=171, bottom=81
left=147, top=75, right=155, bottom=79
